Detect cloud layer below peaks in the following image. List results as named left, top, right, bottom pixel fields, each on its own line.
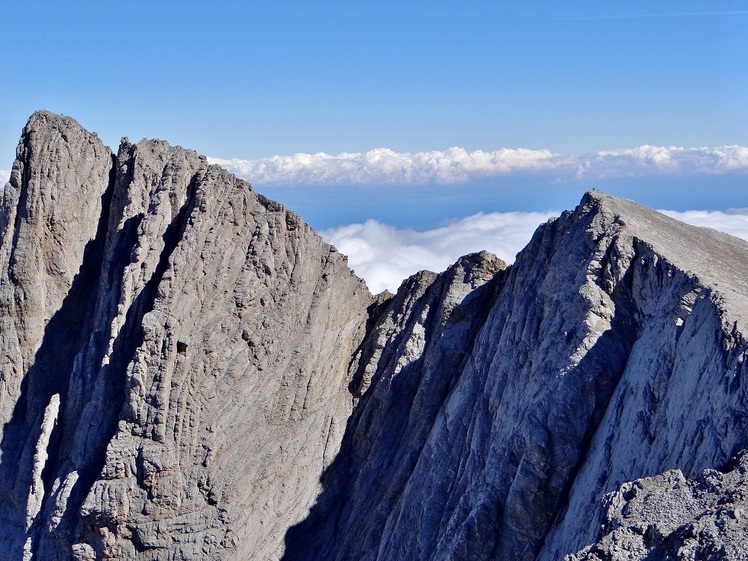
left=323, top=209, right=748, bottom=294
left=210, top=145, right=748, bottom=186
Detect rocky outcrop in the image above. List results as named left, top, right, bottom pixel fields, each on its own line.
left=284, top=191, right=748, bottom=561
left=1, top=112, right=747, bottom=560
left=0, top=112, right=372, bottom=560
left=567, top=452, right=748, bottom=561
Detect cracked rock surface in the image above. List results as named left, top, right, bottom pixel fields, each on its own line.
left=1, top=112, right=748, bottom=560
left=284, top=191, right=748, bottom=561
left=0, top=112, right=371, bottom=560
left=567, top=452, right=748, bottom=561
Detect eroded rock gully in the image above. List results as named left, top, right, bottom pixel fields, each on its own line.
left=0, top=112, right=747, bottom=560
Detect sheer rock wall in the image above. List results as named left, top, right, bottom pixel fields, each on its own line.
left=1, top=112, right=747, bottom=561
left=0, top=112, right=372, bottom=560
left=284, top=191, right=748, bottom=561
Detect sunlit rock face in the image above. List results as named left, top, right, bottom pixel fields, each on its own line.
left=1, top=112, right=747, bottom=560
left=0, top=112, right=372, bottom=560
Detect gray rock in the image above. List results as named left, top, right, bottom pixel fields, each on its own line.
left=0, top=112, right=372, bottom=560
left=2, top=112, right=748, bottom=561
left=0, top=111, right=113, bottom=559
left=567, top=452, right=748, bottom=561
left=284, top=192, right=748, bottom=561
left=284, top=250, right=506, bottom=560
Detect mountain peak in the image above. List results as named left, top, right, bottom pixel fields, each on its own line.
left=0, top=112, right=746, bottom=560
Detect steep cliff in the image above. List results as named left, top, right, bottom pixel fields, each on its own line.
left=284, top=190, right=748, bottom=561
left=0, top=112, right=372, bottom=560
left=1, top=112, right=747, bottom=560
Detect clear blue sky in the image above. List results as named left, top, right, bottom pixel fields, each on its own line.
left=1, top=1, right=746, bottom=227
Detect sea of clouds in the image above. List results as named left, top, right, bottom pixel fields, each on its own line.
left=4, top=144, right=747, bottom=189
left=4, top=147, right=747, bottom=295
left=207, top=143, right=748, bottom=293
left=3, top=145, right=744, bottom=189
left=210, top=144, right=748, bottom=186
left=322, top=211, right=559, bottom=293
left=322, top=209, right=748, bottom=293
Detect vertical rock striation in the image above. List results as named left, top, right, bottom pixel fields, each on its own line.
left=284, top=250, right=506, bottom=560
left=284, top=192, right=748, bottom=561
left=0, top=112, right=114, bottom=559
left=0, top=112, right=372, bottom=560
left=1, top=112, right=748, bottom=560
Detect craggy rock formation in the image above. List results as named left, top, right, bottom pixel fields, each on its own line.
left=1, top=111, right=747, bottom=560
left=0, top=112, right=371, bottom=560
left=284, top=188, right=748, bottom=561
left=567, top=452, right=748, bottom=561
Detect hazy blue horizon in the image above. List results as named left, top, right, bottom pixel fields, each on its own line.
left=258, top=173, right=748, bottom=231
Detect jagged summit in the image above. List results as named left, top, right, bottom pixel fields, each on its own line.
left=1, top=112, right=747, bottom=560
left=581, top=190, right=748, bottom=319
left=1, top=111, right=371, bottom=560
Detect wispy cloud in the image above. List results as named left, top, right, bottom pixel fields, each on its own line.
left=323, top=208, right=748, bottom=294
left=0, top=169, right=9, bottom=185
left=210, top=145, right=748, bottom=187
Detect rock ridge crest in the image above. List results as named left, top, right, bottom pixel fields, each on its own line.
left=0, top=112, right=746, bottom=560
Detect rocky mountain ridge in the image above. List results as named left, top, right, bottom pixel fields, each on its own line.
left=0, top=111, right=746, bottom=560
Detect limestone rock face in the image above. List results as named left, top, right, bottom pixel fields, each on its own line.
left=284, top=250, right=507, bottom=560
left=283, top=192, right=748, bottom=561
left=1, top=112, right=748, bottom=561
left=0, top=112, right=372, bottom=560
left=0, top=112, right=114, bottom=558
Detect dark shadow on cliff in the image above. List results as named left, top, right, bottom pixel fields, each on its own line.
left=282, top=261, right=506, bottom=561
left=0, top=159, right=201, bottom=557
left=0, top=157, right=119, bottom=552
left=42, top=173, right=200, bottom=556
left=281, top=235, right=655, bottom=561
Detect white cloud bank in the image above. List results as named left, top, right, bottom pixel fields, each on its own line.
left=579, top=145, right=748, bottom=179
left=323, top=208, right=748, bottom=294
left=661, top=209, right=748, bottom=241
left=210, top=145, right=748, bottom=186
left=322, top=211, right=558, bottom=293
left=210, top=147, right=566, bottom=185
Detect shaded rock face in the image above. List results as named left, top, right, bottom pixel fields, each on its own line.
left=1, top=112, right=748, bottom=560
left=283, top=193, right=748, bottom=560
